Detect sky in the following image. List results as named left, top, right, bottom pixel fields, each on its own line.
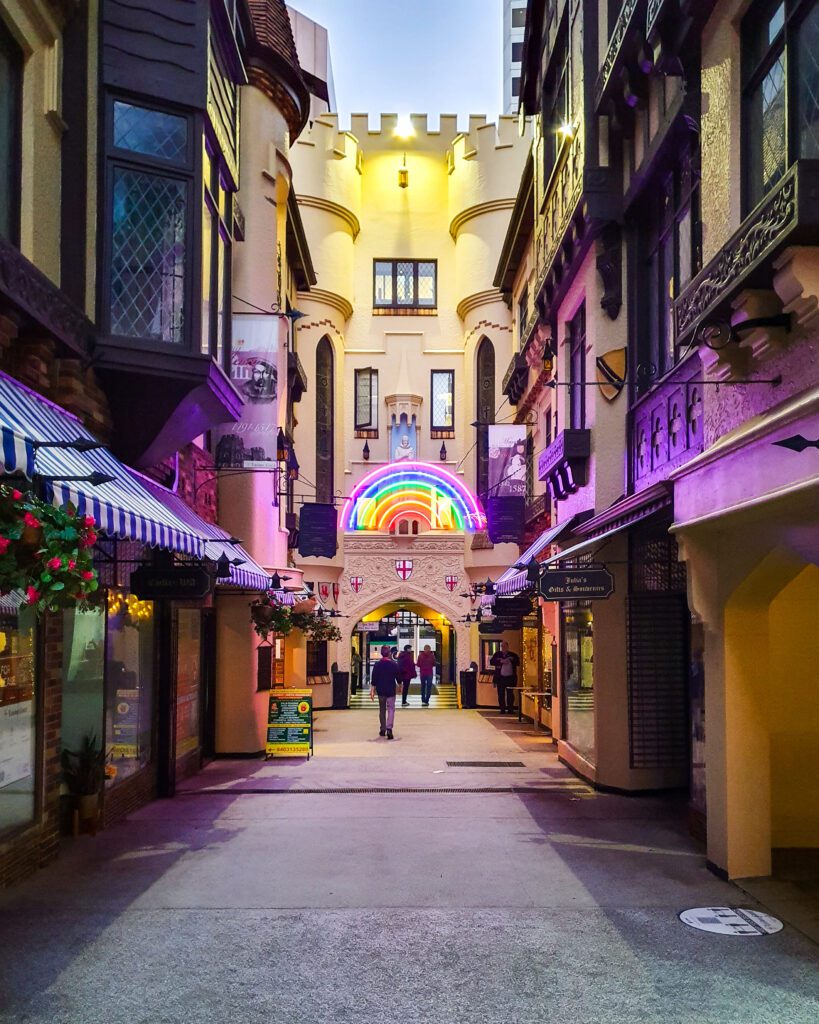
left=287, top=0, right=504, bottom=129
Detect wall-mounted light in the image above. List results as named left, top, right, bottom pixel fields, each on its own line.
left=362, top=439, right=370, bottom=461
left=276, top=428, right=289, bottom=463
left=287, top=448, right=300, bottom=481
left=557, top=122, right=575, bottom=141
left=398, top=152, right=409, bottom=189
left=439, top=442, right=447, bottom=461
left=542, top=344, right=556, bottom=375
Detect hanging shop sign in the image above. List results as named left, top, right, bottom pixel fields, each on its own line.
left=492, top=595, right=533, bottom=618
left=131, top=566, right=212, bottom=601
left=478, top=617, right=522, bottom=634
left=265, top=688, right=314, bottom=758
left=538, top=567, right=615, bottom=601
left=298, top=503, right=338, bottom=558
left=358, top=621, right=381, bottom=632
left=486, top=495, right=525, bottom=544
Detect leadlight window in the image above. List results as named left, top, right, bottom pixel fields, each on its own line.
left=373, top=259, right=437, bottom=309
left=107, top=98, right=193, bottom=346
left=355, top=367, right=379, bottom=432
left=315, top=337, right=334, bottom=504
left=542, top=25, right=570, bottom=179
left=476, top=337, right=495, bottom=499
left=0, top=21, right=22, bottom=243
left=201, top=139, right=232, bottom=366
left=568, top=303, right=586, bottom=430
left=742, top=0, right=819, bottom=212
left=431, top=370, right=455, bottom=431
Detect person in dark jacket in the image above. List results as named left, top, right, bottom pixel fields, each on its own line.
left=397, top=645, right=417, bottom=706
left=370, top=645, right=400, bottom=739
left=490, top=641, right=520, bottom=714
left=417, top=645, right=436, bottom=706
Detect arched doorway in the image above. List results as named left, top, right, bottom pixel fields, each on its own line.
left=349, top=599, right=459, bottom=709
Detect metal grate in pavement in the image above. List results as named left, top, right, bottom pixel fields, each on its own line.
left=445, top=761, right=526, bottom=768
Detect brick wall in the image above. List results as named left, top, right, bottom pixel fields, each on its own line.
left=102, top=766, right=156, bottom=829
left=0, top=612, right=63, bottom=889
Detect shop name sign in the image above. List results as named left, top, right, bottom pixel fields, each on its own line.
left=131, top=566, right=213, bottom=601
left=538, top=567, right=614, bottom=601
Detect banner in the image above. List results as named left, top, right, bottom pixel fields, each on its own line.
left=298, top=503, right=338, bottom=558
left=214, top=314, right=279, bottom=469
left=265, top=689, right=313, bottom=758
left=486, top=495, right=525, bottom=544
left=488, top=425, right=527, bottom=498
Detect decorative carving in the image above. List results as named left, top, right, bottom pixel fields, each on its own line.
left=538, top=429, right=591, bottom=501
left=0, top=235, right=91, bottom=355
left=595, top=0, right=643, bottom=109
left=596, top=224, right=623, bottom=319
left=646, top=0, right=669, bottom=39
left=674, top=166, right=798, bottom=344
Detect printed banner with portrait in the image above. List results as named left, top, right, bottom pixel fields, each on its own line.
left=487, top=425, right=527, bottom=498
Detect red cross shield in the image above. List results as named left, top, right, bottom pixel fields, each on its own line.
left=395, top=560, right=413, bottom=580
left=445, top=575, right=458, bottom=592
left=350, top=576, right=364, bottom=593
left=319, top=582, right=330, bottom=602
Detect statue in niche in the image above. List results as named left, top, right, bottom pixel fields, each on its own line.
left=391, top=415, right=416, bottom=462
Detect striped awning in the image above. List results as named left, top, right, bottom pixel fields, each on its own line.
left=139, top=476, right=272, bottom=592
left=494, top=519, right=572, bottom=595
left=0, top=371, right=203, bottom=556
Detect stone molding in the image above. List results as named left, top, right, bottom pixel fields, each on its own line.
left=297, top=287, right=353, bottom=322
left=296, top=194, right=361, bottom=239
left=449, top=198, right=516, bottom=240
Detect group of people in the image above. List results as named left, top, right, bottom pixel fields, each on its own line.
left=369, top=643, right=437, bottom=739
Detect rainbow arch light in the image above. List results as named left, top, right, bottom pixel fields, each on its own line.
left=341, top=461, right=487, bottom=533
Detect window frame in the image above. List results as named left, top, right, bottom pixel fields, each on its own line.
left=430, top=369, right=455, bottom=432
left=201, top=136, right=233, bottom=367
left=0, top=20, right=23, bottom=245
left=102, top=94, right=197, bottom=351
left=354, top=367, right=379, bottom=432
left=372, top=258, right=438, bottom=311
left=542, top=21, right=570, bottom=182
left=306, top=640, right=328, bottom=677
left=568, top=303, right=586, bottom=431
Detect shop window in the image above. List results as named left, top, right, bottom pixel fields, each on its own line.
left=315, top=337, right=334, bottom=503
left=481, top=639, right=502, bottom=672
left=0, top=20, right=22, bottom=243
left=306, top=641, right=328, bottom=677
left=476, top=337, right=495, bottom=500
left=430, top=370, right=455, bottom=431
left=373, top=259, right=437, bottom=310
left=561, top=599, right=595, bottom=765
left=175, top=609, right=202, bottom=763
left=355, top=367, right=379, bottom=433
left=61, top=608, right=105, bottom=756
left=568, top=302, right=586, bottom=430
left=104, top=590, right=155, bottom=785
left=0, top=595, right=36, bottom=835
left=742, top=0, right=819, bottom=212
left=107, top=98, right=193, bottom=346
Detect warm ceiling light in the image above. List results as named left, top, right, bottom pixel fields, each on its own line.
left=394, top=114, right=415, bottom=139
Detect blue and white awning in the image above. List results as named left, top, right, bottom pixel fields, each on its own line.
left=494, top=519, right=572, bottom=595
left=0, top=371, right=203, bottom=557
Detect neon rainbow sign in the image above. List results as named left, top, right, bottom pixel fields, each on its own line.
left=341, top=461, right=486, bottom=533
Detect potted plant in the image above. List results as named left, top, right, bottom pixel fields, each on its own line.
left=61, top=734, right=107, bottom=829
left=250, top=592, right=292, bottom=641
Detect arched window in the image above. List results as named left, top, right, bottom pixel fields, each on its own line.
left=476, top=337, right=495, bottom=499
left=315, top=337, right=334, bottom=503
left=399, top=520, right=409, bottom=535
left=411, top=519, right=419, bottom=535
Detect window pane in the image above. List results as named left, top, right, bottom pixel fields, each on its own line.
left=678, top=205, right=692, bottom=289
left=432, top=371, right=454, bottom=429
left=355, top=368, right=373, bottom=428
left=660, top=230, right=675, bottom=372
left=216, top=229, right=228, bottom=366
left=374, top=261, right=393, bottom=305
left=175, top=610, right=201, bottom=763
left=396, top=261, right=415, bottom=304
left=417, top=262, right=436, bottom=306
left=201, top=201, right=213, bottom=354
left=113, top=101, right=188, bottom=163
left=0, top=596, right=37, bottom=835
left=563, top=602, right=595, bottom=764
left=512, top=7, right=526, bottom=28
left=105, top=591, right=155, bottom=785
left=111, top=168, right=187, bottom=343
left=370, top=370, right=379, bottom=428
left=0, top=24, right=21, bottom=241
left=768, top=2, right=785, bottom=43
left=749, top=55, right=786, bottom=205
left=797, top=4, right=819, bottom=158
left=61, top=607, right=104, bottom=761
left=512, top=42, right=524, bottom=62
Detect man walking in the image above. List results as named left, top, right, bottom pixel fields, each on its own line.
left=490, top=640, right=520, bottom=715
left=397, top=645, right=417, bottom=706
left=370, top=645, right=399, bottom=739
left=417, top=644, right=436, bottom=707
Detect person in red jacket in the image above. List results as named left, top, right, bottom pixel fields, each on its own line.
left=416, top=644, right=436, bottom=707
left=396, top=645, right=417, bottom=706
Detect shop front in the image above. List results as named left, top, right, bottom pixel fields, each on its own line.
left=0, top=595, right=38, bottom=837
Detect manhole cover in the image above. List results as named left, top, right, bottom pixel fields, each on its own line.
left=679, top=907, right=784, bottom=936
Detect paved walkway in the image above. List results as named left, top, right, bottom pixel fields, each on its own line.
left=1, top=710, right=817, bottom=1024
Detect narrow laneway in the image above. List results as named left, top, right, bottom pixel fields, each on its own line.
left=1, top=711, right=816, bottom=1024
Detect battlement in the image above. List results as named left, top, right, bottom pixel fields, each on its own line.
left=448, top=115, right=528, bottom=163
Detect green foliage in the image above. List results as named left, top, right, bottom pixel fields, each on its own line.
left=250, top=593, right=293, bottom=640
left=61, top=734, right=107, bottom=796
left=290, top=611, right=343, bottom=643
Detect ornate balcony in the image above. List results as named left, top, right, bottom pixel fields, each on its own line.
left=537, top=429, right=591, bottom=501
left=674, top=160, right=819, bottom=347
left=629, top=353, right=704, bottom=493
left=502, top=352, right=529, bottom=406
left=595, top=0, right=647, bottom=115
left=525, top=492, right=550, bottom=525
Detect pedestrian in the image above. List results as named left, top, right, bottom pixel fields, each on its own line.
left=397, top=644, right=417, bottom=706
left=370, top=644, right=399, bottom=739
left=490, top=640, right=520, bottom=715
left=417, top=644, right=436, bottom=707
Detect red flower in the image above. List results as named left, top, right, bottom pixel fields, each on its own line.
left=68, top=559, right=76, bottom=570
left=25, top=586, right=40, bottom=604
left=81, top=570, right=95, bottom=581
left=23, top=512, right=41, bottom=529
left=47, top=556, right=62, bottom=571
left=11, top=489, right=23, bottom=501
left=82, top=515, right=96, bottom=528
left=0, top=537, right=9, bottom=554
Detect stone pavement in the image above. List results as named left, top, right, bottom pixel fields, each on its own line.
left=1, top=710, right=817, bottom=1024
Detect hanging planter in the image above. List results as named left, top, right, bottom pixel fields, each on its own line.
left=0, top=484, right=100, bottom=613
left=250, top=592, right=292, bottom=641
left=290, top=610, right=343, bottom=643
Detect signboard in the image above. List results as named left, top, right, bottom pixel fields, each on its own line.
left=214, top=314, right=280, bottom=469
left=298, top=503, right=338, bottom=558
left=488, top=424, right=527, bottom=497
left=538, top=567, right=615, bottom=601
left=131, top=566, right=212, bottom=601
left=265, top=689, right=313, bottom=758
left=478, top=617, right=522, bottom=634
left=358, top=621, right=381, bottom=632
left=492, top=595, right=532, bottom=618
left=0, top=700, right=34, bottom=788
left=486, top=495, right=525, bottom=544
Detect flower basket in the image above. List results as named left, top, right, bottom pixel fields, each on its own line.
left=290, top=610, right=343, bottom=643
left=250, top=593, right=292, bottom=640
left=0, top=484, right=100, bottom=613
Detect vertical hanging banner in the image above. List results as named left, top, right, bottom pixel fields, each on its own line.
left=488, top=425, right=528, bottom=497
left=265, top=689, right=314, bottom=758
left=214, top=314, right=279, bottom=469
